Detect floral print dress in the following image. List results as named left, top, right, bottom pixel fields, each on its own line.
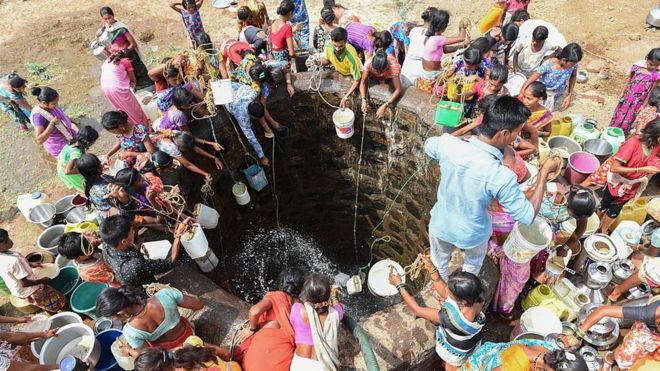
left=609, top=62, right=659, bottom=135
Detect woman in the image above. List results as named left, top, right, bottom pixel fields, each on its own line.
left=249, top=62, right=292, bottom=134
left=461, top=340, right=586, bottom=371
left=632, top=85, right=660, bottom=135
left=519, top=43, right=582, bottom=112
left=30, top=87, right=78, bottom=158
left=150, top=130, right=222, bottom=179
left=270, top=1, right=296, bottom=64
left=520, top=81, right=552, bottom=140
left=290, top=274, right=343, bottom=371
left=390, top=259, right=485, bottom=370
left=0, top=73, right=31, bottom=131
left=96, top=286, right=204, bottom=355
left=57, top=125, right=99, bottom=193
left=101, top=49, right=150, bottom=126
left=135, top=342, right=241, bottom=371
left=326, top=1, right=359, bottom=26
left=157, top=87, right=193, bottom=132
left=57, top=231, right=117, bottom=285
left=234, top=268, right=305, bottom=371
left=400, top=7, right=438, bottom=87
left=313, top=8, right=337, bottom=54
left=170, top=0, right=206, bottom=48
left=97, top=7, right=152, bottom=91
left=419, top=10, right=468, bottom=92
left=597, top=118, right=660, bottom=233
left=236, top=0, right=269, bottom=33
left=610, top=48, right=660, bottom=135
left=359, top=50, right=403, bottom=118
left=291, top=0, right=309, bottom=50
left=0, top=315, right=59, bottom=371
left=103, top=110, right=156, bottom=169
left=238, top=7, right=268, bottom=55
left=77, top=153, right=123, bottom=220
left=344, top=21, right=377, bottom=60
left=389, top=21, right=416, bottom=64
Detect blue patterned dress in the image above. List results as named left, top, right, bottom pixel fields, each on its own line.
left=291, top=0, right=309, bottom=50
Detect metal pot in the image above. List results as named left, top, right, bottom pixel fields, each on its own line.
left=583, top=139, right=613, bottom=164
left=628, top=284, right=652, bottom=300
left=585, top=262, right=612, bottom=289
left=647, top=5, right=660, bottom=28
left=573, top=234, right=618, bottom=273
left=578, top=304, right=620, bottom=350
left=547, top=136, right=582, bottom=159
left=611, top=259, right=634, bottom=284
left=561, top=322, right=583, bottom=348
left=579, top=345, right=603, bottom=371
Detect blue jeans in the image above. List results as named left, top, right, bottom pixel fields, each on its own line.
left=429, top=231, right=488, bottom=281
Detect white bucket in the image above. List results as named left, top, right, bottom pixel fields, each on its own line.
left=194, top=248, right=219, bottom=273
left=134, top=90, right=161, bottom=123
left=211, top=79, right=234, bottom=105
left=519, top=306, right=562, bottom=337
left=503, top=218, right=553, bottom=263
left=346, top=275, right=363, bottom=295
left=232, top=182, right=250, bottom=206
left=505, top=72, right=527, bottom=96
left=194, top=203, right=220, bottom=229
left=332, top=108, right=355, bottom=139
left=367, top=259, right=406, bottom=297
left=610, top=221, right=640, bottom=260
left=30, top=312, right=83, bottom=358
left=33, top=263, right=60, bottom=280
left=181, top=224, right=209, bottom=259
left=111, top=335, right=135, bottom=370
left=17, top=192, right=45, bottom=221
left=212, top=0, right=232, bottom=8
left=39, top=323, right=100, bottom=365
left=141, top=240, right=172, bottom=260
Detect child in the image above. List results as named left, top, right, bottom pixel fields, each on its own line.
left=447, top=48, right=488, bottom=117
left=501, top=0, right=531, bottom=25
left=157, top=87, right=193, bottom=132
left=170, top=0, right=206, bottom=48
left=520, top=43, right=582, bottom=112
left=609, top=48, right=660, bottom=135
left=360, top=50, right=403, bottom=118
left=57, top=126, right=99, bottom=193
left=136, top=151, right=178, bottom=214
left=57, top=232, right=118, bottom=285
left=517, top=81, right=552, bottom=154
left=464, top=64, right=510, bottom=103
left=632, top=86, right=660, bottom=135
left=151, top=130, right=223, bottom=178
left=484, top=23, right=519, bottom=65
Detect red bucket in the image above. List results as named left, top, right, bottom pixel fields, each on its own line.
left=564, top=151, right=600, bottom=185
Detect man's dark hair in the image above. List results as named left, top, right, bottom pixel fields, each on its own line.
left=100, top=215, right=134, bottom=247
left=478, top=96, right=531, bottom=138
left=330, top=27, right=348, bottom=42
left=532, top=26, right=549, bottom=41
left=0, top=229, right=8, bottom=244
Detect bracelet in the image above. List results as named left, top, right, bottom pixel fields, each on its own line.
left=574, top=328, right=585, bottom=339
left=396, top=283, right=406, bottom=291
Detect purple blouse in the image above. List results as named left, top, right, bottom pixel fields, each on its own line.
left=30, top=107, right=75, bottom=157
left=346, top=22, right=375, bottom=55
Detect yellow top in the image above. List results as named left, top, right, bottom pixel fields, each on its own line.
left=324, top=41, right=362, bottom=80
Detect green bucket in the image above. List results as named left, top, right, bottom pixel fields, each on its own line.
left=0, top=276, right=10, bottom=296
left=70, top=282, right=108, bottom=320
left=49, top=266, right=81, bottom=297
left=435, top=101, right=463, bottom=127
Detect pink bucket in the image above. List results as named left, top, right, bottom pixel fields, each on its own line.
left=564, top=151, right=600, bottom=184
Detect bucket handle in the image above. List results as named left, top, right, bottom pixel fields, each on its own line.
left=242, top=153, right=261, bottom=170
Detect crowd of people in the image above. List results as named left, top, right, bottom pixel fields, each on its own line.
left=0, top=0, right=659, bottom=370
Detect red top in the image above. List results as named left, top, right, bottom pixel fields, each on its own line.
left=607, top=135, right=660, bottom=203
left=220, top=39, right=254, bottom=65
left=270, top=23, right=293, bottom=51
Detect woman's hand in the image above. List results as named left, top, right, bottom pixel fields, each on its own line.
left=420, top=254, right=434, bottom=272
left=388, top=266, right=402, bottom=286
left=207, top=141, right=223, bottom=152
left=376, top=104, right=388, bottom=118
left=43, top=328, right=59, bottom=338
left=287, top=83, right=295, bottom=97
left=105, top=184, right=128, bottom=200
left=235, top=327, right=256, bottom=344
left=640, top=166, right=660, bottom=174
left=562, top=95, right=572, bottom=111
left=214, top=157, right=223, bottom=170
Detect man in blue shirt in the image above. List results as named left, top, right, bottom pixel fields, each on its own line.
left=424, top=96, right=559, bottom=279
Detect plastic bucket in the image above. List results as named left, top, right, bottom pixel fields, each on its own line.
left=434, top=101, right=463, bottom=127
left=211, top=79, right=234, bottom=105
left=600, top=127, right=625, bottom=153
left=212, top=0, right=232, bottom=8
left=111, top=335, right=135, bottom=370
left=95, top=329, right=123, bottom=371
left=194, top=248, right=219, bottom=273
left=142, top=240, right=172, bottom=260
left=9, top=295, right=39, bottom=314
left=565, top=151, right=600, bottom=185
left=55, top=253, right=76, bottom=268
left=194, top=203, right=219, bottom=229
left=37, top=224, right=66, bottom=255
left=181, top=224, right=209, bottom=259
left=28, top=203, right=56, bottom=228
left=31, top=312, right=83, bottom=358
left=332, top=108, right=355, bottom=139
left=520, top=306, right=562, bottom=337
left=503, top=218, right=552, bottom=263
left=232, top=182, right=250, bottom=206
left=505, top=72, right=527, bottom=96
left=242, top=163, right=269, bottom=191
left=50, top=266, right=81, bottom=296
left=367, top=259, right=406, bottom=297
left=40, top=323, right=100, bottom=365
left=583, top=139, right=613, bottom=164
left=70, top=282, right=108, bottom=319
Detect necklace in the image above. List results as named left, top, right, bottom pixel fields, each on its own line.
left=532, top=351, right=544, bottom=370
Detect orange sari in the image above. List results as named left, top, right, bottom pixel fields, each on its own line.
left=236, top=291, right=295, bottom=371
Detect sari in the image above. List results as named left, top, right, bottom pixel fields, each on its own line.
left=610, top=61, right=660, bottom=135
left=0, top=78, right=30, bottom=128
left=528, top=108, right=553, bottom=131
left=236, top=291, right=295, bottom=371
left=461, top=339, right=557, bottom=371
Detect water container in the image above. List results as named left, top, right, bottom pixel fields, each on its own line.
left=504, top=72, right=527, bottom=96
left=553, top=278, right=591, bottom=322
left=31, top=312, right=83, bottom=359
left=194, top=203, right=219, bottom=229
left=212, top=0, right=232, bottom=9
left=609, top=220, right=641, bottom=260
left=95, top=329, right=122, bottom=371
left=550, top=118, right=571, bottom=137
left=17, top=192, right=45, bottom=220
left=29, top=203, right=57, bottom=228
left=583, top=139, right=613, bottom=164
left=141, top=240, right=172, bottom=260
left=38, top=225, right=66, bottom=256
left=332, top=108, right=355, bottom=139
left=232, top=182, right=250, bottom=206
left=503, top=218, right=553, bottom=263
left=210, top=79, right=234, bottom=105
left=611, top=199, right=648, bottom=231
left=111, top=336, right=135, bottom=370
left=242, top=163, right=269, bottom=192
left=435, top=101, right=463, bottom=127
left=367, top=259, right=405, bottom=297
left=9, top=295, right=39, bottom=314
left=181, top=224, right=209, bottom=259
left=40, top=323, right=101, bottom=365
left=566, top=114, right=584, bottom=129
left=194, top=248, right=219, bottom=273
left=522, top=284, right=557, bottom=310
left=70, top=282, right=108, bottom=319
left=600, top=127, right=625, bottom=153
left=570, top=122, right=601, bottom=146
left=134, top=90, right=161, bottom=123
left=54, top=195, right=76, bottom=218
left=512, top=307, right=562, bottom=339
left=564, top=151, right=600, bottom=185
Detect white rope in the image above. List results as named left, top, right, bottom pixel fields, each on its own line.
left=308, top=66, right=341, bottom=109
left=352, top=110, right=367, bottom=264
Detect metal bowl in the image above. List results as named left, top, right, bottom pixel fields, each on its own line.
left=647, top=6, right=660, bottom=28
left=548, top=136, right=582, bottom=159
left=65, top=207, right=86, bottom=224
left=28, top=203, right=56, bottom=227
left=583, top=139, right=613, bottom=163
left=54, top=195, right=76, bottom=216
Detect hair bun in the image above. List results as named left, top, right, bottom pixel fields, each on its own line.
left=31, top=86, right=42, bottom=97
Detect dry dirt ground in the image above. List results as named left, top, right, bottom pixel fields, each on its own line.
left=0, top=0, right=657, bottom=285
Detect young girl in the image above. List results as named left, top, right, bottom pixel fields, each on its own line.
left=609, top=48, right=660, bottom=135
left=170, top=0, right=206, bottom=48
left=464, top=64, right=510, bottom=103
left=484, top=23, right=518, bottom=65
left=360, top=50, right=403, bottom=118
left=151, top=130, right=222, bottom=179
left=0, top=73, right=31, bottom=131
left=501, top=0, right=531, bottom=25
left=447, top=48, right=488, bottom=117
left=57, top=232, right=117, bottom=285
left=238, top=6, right=268, bottom=55
left=400, top=7, right=438, bottom=87
left=418, top=10, right=468, bottom=93
left=157, top=87, right=193, bottom=132
left=76, top=153, right=123, bottom=221
left=390, top=260, right=485, bottom=370
left=313, top=8, right=337, bottom=54
left=101, top=49, right=150, bottom=126
left=57, top=126, right=99, bottom=193
left=103, top=110, right=156, bottom=168
left=632, top=86, right=660, bottom=134
left=136, top=151, right=178, bottom=215
left=270, top=1, right=296, bottom=64
left=30, top=86, right=78, bottom=158
left=517, top=81, right=552, bottom=155
left=520, top=43, right=582, bottom=112
left=389, top=21, right=417, bottom=63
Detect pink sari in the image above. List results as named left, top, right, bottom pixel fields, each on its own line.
left=100, top=58, right=149, bottom=125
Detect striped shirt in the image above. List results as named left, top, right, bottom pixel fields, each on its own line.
left=324, top=41, right=362, bottom=80
left=435, top=297, right=486, bottom=366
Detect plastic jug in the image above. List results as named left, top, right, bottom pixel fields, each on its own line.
left=611, top=199, right=648, bottom=231
left=181, top=224, right=209, bottom=259
left=17, top=192, right=45, bottom=220
left=559, top=116, right=573, bottom=136
left=570, top=122, right=601, bottom=145
left=522, top=284, right=556, bottom=310
left=600, top=127, right=625, bottom=153
left=609, top=220, right=641, bottom=260
left=552, top=278, right=591, bottom=322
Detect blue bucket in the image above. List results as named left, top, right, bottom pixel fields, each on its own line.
left=95, top=329, right=123, bottom=371
left=242, top=163, right=268, bottom=191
